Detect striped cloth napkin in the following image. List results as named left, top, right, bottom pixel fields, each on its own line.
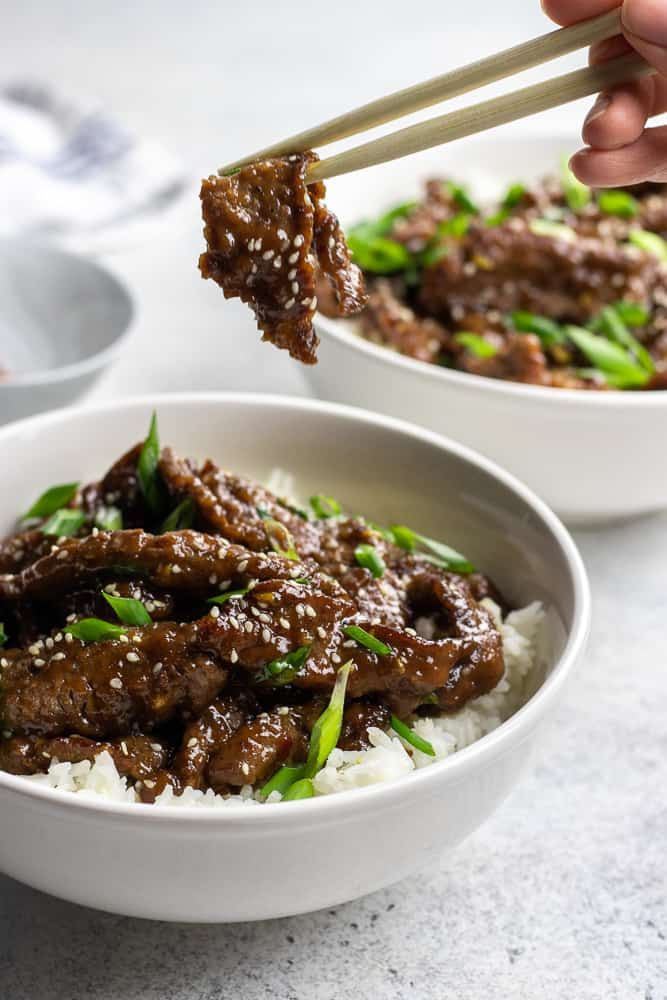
left=0, top=81, right=186, bottom=251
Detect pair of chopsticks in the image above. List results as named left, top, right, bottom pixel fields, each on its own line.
left=220, top=8, right=654, bottom=183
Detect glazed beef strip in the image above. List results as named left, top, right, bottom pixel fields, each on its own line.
left=199, top=153, right=366, bottom=364
left=0, top=734, right=168, bottom=780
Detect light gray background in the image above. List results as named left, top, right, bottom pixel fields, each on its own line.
left=1, top=3, right=666, bottom=998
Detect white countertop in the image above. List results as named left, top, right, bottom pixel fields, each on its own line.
left=1, top=3, right=666, bottom=997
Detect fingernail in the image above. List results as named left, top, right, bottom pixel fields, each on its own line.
left=584, top=94, right=611, bottom=126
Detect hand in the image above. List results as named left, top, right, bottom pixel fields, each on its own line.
left=543, top=0, right=667, bottom=186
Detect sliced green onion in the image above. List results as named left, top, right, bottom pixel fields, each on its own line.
left=23, top=482, right=79, bottom=521
left=260, top=763, right=306, bottom=800
left=160, top=497, right=195, bottom=532
left=445, top=182, right=479, bottom=215
left=529, top=219, right=577, bottom=243
left=565, top=325, right=650, bottom=389
left=309, top=494, right=342, bottom=519
left=207, top=588, right=249, bottom=605
left=418, top=243, right=449, bottom=269
left=137, top=412, right=164, bottom=515
left=343, top=625, right=392, bottom=657
left=304, top=661, right=352, bottom=778
left=41, top=509, right=86, bottom=538
left=374, top=201, right=419, bottom=233
left=102, top=592, right=151, bottom=626
left=596, top=306, right=655, bottom=374
left=388, top=524, right=474, bottom=574
left=510, top=311, right=567, bottom=347
left=264, top=518, right=299, bottom=561
left=278, top=499, right=310, bottom=521
left=453, top=332, right=498, bottom=359
left=354, top=543, right=386, bottom=579
left=65, top=618, right=128, bottom=643
left=598, top=189, right=639, bottom=218
left=438, top=213, right=471, bottom=238
left=95, top=506, right=123, bottom=532
left=628, top=229, right=667, bottom=262
left=485, top=182, right=527, bottom=226
left=257, top=645, right=311, bottom=685
left=613, top=301, right=650, bottom=327
left=0, top=622, right=6, bottom=647
left=347, top=229, right=413, bottom=274
left=282, top=778, right=315, bottom=801
left=561, top=156, right=591, bottom=211
left=391, top=715, right=436, bottom=756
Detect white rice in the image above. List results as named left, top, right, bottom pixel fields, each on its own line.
left=24, top=599, right=546, bottom=807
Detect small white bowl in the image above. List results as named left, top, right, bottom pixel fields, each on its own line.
left=0, top=240, right=133, bottom=424
left=305, top=136, right=667, bottom=525
left=0, top=393, right=589, bottom=922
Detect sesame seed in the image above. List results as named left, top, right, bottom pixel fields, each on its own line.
left=171, top=564, right=182, bottom=574
left=331, top=653, right=342, bottom=664
left=248, top=238, right=255, bottom=251
left=238, top=559, right=248, bottom=572
left=241, top=762, right=250, bottom=776
left=317, top=626, right=327, bottom=639
left=34, top=658, right=45, bottom=667
left=277, top=706, right=289, bottom=716
left=229, top=615, right=240, bottom=630
left=244, top=621, right=254, bottom=633
left=304, top=605, right=316, bottom=618
left=301, top=297, right=311, bottom=307
left=143, top=780, right=156, bottom=789
left=251, top=607, right=260, bottom=617
left=262, top=249, right=275, bottom=261
left=110, top=678, right=123, bottom=690
left=153, top=662, right=163, bottom=675
left=65, top=633, right=73, bottom=644
left=230, top=648, right=239, bottom=663
left=261, top=627, right=271, bottom=643
left=328, top=235, right=335, bottom=249
left=0, top=658, right=8, bottom=669
left=285, top=297, right=295, bottom=309
left=218, top=546, right=228, bottom=558
left=251, top=262, right=258, bottom=274
left=291, top=281, right=299, bottom=295
left=187, top=738, right=198, bottom=749
left=258, top=612, right=271, bottom=624
left=55, top=632, right=63, bottom=642
left=121, top=742, right=128, bottom=755
left=280, top=617, right=290, bottom=629
left=277, top=228, right=288, bottom=241
left=28, top=644, right=40, bottom=656
left=52, top=652, right=66, bottom=661
left=288, top=251, right=299, bottom=264
left=45, top=637, right=54, bottom=650
left=210, top=606, right=221, bottom=619
left=293, top=234, right=304, bottom=247
left=151, top=743, right=162, bottom=752
left=255, top=238, right=262, bottom=250
left=287, top=268, right=297, bottom=280
left=296, top=604, right=305, bottom=617
left=310, top=296, right=318, bottom=310
left=57, top=551, right=68, bottom=560
left=273, top=256, right=282, bottom=268
left=119, top=634, right=130, bottom=644
left=126, top=651, right=140, bottom=663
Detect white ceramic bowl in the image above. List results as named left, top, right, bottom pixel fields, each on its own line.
left=305, top=135, right=667, bottom=525
left=0, top=240, right=133, bottom=424
left=0, top=393, right=589, bottom=922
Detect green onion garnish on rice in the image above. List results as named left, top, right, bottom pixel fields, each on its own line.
left=40, top=508, right=87, bottom=538
left=309, top=494, right=342, bottom=519
left=453, top=332, right=498, bottom=359
left=388, top=525, right=474, bottom=574
left=95, top=506, right=123, bottom=532
left=628, top=229, right=667, bottom=262
left=207, top=588, right=249, bottom=605
left=102, top=592, right=152, bottom=626
left=160, top=497, right=195, bottom=532
left=354, top=543, right=386, bottom=578
left=260, top=763, right=306, bottom=800
left=282, top=778, right=315, bottom=801
left=23, top=482, right=79, bottom=521
left=597, top=189, right=639, bottom=218
left=137, top=412, right=165, bottom=515
left=390, top=715, right=436, bottom=756
left=343, top=625, right=392, bottom=657
left=304, top=661, right=352, bottom=778
left=65, top=619, right=129, bottom=643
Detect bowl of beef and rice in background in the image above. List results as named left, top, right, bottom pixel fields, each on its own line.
left=308, top=135, right=667, bottom=525
left=0, top=394, right=589, bottom=921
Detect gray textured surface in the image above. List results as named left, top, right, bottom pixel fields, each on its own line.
left=1, top=2, right=666, bottom=996
left=2, top=514, right=666, bottom=1000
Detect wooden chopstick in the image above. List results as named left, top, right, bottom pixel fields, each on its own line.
left=219, top=8, right=622, bottom=175
left=307, top=52, right=653, bottom=183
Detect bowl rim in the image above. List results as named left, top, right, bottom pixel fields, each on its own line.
left=0, top=391, right=591, bottom=824
left=0, top=241, right=134, bottom=387
left=315, top=312, right=667, bottom=407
